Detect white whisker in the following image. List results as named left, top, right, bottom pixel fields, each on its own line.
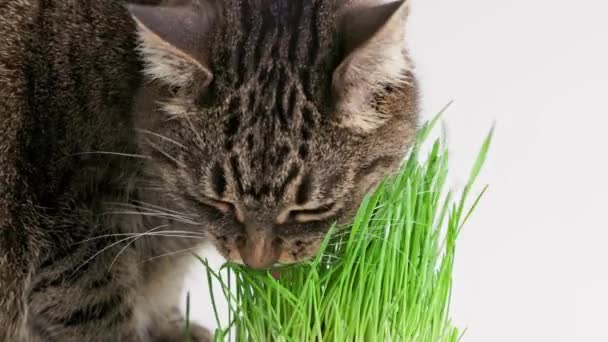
left=141, top=233, right=206, bottom=239
left=71, top=151, right=151, bottom=159
left=102, top=211, right=200, bottom=225
left=74, top=230, right=205, bottom=245
left=108, top=200, right=193, bottom=217
left=108, top=224, right=169, bottom=270
left=182, top=115, right=206, bottom=148
left=144, top=138, right=187, bottom=168
left=138, top=247, right=201, bottom=266
left=72, top=227, right=206, bottom=274
left=71, top=235, right=138, bottom=276
left=135, top=129, right=187, bottom=149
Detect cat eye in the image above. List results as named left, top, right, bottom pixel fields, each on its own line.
left=284, top=203, right=337, bottom=224
left=206, top=199, right=235, bottom=216
left=187, top=195, right=242, bottom=222
left=170, top=88, right=180, bottom=96
left=165, top=85, right=186, bottom=98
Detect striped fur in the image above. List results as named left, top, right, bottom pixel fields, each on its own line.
left=133, top=0, right=419, bottom=268
left=1, top=0, right=418, bottom=340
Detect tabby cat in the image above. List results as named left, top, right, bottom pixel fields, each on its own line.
left=0, top=0, right=418, bottom=341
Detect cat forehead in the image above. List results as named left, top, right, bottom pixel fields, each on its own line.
left=209, top=0, right=338, bottom=96
left=194, top=95, right=352, bottom=207
left=216, top=68, right=320, bottom=126
left=218, top=0, right=335, bottom=28
left=212, top=85, right=336, bottom=167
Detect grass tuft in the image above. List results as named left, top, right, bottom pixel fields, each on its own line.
left=197, top=117, right=492, bottom=342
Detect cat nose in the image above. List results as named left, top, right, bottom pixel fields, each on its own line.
left=236, top=233, right=283, bottom=270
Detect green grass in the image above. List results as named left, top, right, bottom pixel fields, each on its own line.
left=197, top=116, right=492, bottom=342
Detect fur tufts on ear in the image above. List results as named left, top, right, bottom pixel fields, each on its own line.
left=333, top=0, right=412, bottom=133
left=129, top=3, right=217, bottom=90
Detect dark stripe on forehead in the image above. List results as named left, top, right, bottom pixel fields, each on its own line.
left=230, top=156, right=244, bottom=194
left=296, top=2, right=314, bottom=65
left=224, top=98, right=241, bottom=133
left=224, top=115, right=240, bottom=137
left=240, top=1, right=253, bottom=34
left=253, top=4, right=272, bottom=66
left=210, top=163, right=227, bottom=197
left=304, top=1, right=323, bottom=99
left=296, top=172, right=313, bottom=205
left=298, top=144, right=309, bottom=160
left=244, top=2, right=264, bottom=84
left=287, top=1, right=305, bottom=63
left=301, top=126, right=312, bottom=141
left=223, top=99, right=241, bottom=150
left=274, top=144, right=291, bottom=167
left=287, top=86, right=298, bottom=122
left=247, top=91, right=256, bottom=112
left=275, top=68, right=289, bottom=129
left=234, top=1, right=251, bottom=85
left=302, top=106, right=315, bottom=127
left=271, top=2, right=285, bottom=61
left=307, top=1, right=321, bottom=67
left=276, top=164, right=300, bottom=198
left=222, top=1, right=243, bottom=88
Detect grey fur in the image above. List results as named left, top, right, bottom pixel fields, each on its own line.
left=0, top=0, right=418, bottom=340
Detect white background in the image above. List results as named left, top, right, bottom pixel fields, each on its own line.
left=185, top=0, right=608, bottom=340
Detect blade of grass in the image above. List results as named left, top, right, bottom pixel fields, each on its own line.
left=199, top=118, right=492, bottom=342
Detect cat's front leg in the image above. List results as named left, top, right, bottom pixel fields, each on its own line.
left=27, top=294, right=147, bottom=342
left=26, top=243, right=149, bottom=342
left=27, top=292, right=147, bottom=342
left=0, top=259, right=33, bottom=342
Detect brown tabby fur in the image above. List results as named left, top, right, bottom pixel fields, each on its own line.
left=0, top=0, right=418, bottom=340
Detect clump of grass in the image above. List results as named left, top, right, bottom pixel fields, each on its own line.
left=198, top=116, right=492, bottom=342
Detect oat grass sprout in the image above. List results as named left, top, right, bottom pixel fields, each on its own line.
left=197, top=116, right=492, bottom=342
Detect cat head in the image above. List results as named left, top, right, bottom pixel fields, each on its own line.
left=129, top=0, right=418, bottom=269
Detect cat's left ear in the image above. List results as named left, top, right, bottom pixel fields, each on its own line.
left=128, top=2, right=217, bottom=91
left=333, top=0, right=412, bottom=133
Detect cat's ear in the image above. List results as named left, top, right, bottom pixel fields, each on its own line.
left=128, top=2, right=217, bottom=90
left=333, top=0, right=411, bottom=133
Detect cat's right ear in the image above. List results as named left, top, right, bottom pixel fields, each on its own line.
left=332, top=0, right=411, bottom=134
left=128, top=3, right=217, bottom=91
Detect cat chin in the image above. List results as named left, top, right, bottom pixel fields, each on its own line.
left=222, top=255, right=305, bottom=268
left=277, top=257, right=312, bottom=267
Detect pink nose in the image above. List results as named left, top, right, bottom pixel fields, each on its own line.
left=236, top=234, right=283, bottom=270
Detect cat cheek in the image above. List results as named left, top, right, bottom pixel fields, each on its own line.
left=304, top=240, right=325, bottom=260
left=226, top=248, right=244, bottom=264
left=278, top=250, right=297, bottom=264
left=279, top=240, right=323, bottom=264
left=220, top=240, right=244, bottom=264
left=213, top=239, right=244, bottom=264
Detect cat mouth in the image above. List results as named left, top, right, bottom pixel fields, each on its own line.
left=227, top=258, right=282, bottom=278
